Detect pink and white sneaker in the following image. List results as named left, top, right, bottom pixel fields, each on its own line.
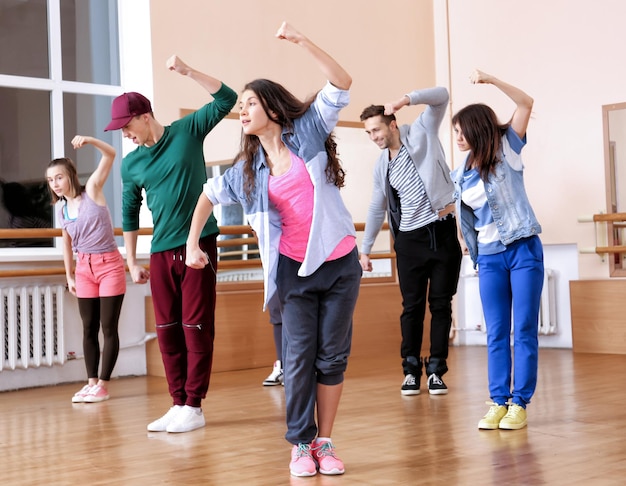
left=71, top=384, right=93, bottom=403
left=289, top=443, right=317, bottom=477
left=313, top=439, right=345, bottom=475
left=83, top=385, right=110, bottom=403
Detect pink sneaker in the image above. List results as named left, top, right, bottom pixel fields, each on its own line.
left=313, top=440, right=345, bottom=475
left=71, top=384, right=92, bottom=403
left=290, top=443, right=317, bottom=477
left=83, top=385, right=110, bottom=403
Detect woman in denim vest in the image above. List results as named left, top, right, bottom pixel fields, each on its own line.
left=451, top=70, right=543, bottom=431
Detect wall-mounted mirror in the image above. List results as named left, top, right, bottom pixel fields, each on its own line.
left=602, top=102, right=626, bottom=276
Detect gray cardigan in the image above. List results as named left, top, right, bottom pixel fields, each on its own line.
left=361, top=86, right=454, bottom=254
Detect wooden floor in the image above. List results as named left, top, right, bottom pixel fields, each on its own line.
left=1, top=346, right=625, bottom=485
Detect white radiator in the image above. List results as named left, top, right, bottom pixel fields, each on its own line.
left=538, top=268, right=557, bottom=335
left=0, top=285, right=65, bottom=371
left=463, top=268, right=557, bottom=336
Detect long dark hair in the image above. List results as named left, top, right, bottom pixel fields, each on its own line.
left=46, top=157, right=82, bottom=203
left=236, top=79, right=345, bottom=197
left=452, top=103, right=508, bottom=182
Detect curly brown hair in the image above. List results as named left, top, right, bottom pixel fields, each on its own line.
left=236, top=79, right=345, bottom=198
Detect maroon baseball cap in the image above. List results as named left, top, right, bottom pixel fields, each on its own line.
left=104, top=92, right=152, bottom=131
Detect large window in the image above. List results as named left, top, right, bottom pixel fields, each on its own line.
left=0, top=0, right=49, bottom=78
left=0, top=0, right=121, bottom=247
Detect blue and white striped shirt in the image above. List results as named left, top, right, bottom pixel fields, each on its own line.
left=389, top=145, right=437, bottom=231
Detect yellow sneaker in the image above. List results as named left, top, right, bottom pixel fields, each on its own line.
left=499, top=403, right=527, bottom=430
left=478, top=402, right=508, bottom=430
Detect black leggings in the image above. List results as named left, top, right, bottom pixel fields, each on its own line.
left=77, top=294, right=124, bottom=381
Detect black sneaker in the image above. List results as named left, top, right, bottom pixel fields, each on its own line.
left=401, top=374, right=420, bottom=396
left=427, top=373, right=448, bottom=395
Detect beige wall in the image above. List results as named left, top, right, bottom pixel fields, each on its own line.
left=149, top=0, right=626, bottom=280
left=439, top=0, right=626, bottom=279
left=149, top=0, right=436, bottom=254
left=149, top=0, right=435, bottom=124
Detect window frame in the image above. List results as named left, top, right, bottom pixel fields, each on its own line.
left=0, top=0, right=153, bottom=261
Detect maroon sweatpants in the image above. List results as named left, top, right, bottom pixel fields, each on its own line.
left=149, top=235, right=217, bottom=408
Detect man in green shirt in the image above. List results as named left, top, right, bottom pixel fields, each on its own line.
left=105, top=55, right=237, bottom=433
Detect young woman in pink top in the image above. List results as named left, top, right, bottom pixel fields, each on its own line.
left=46, top=136, right=126, bottom=403
left=186, top=22, right=361, bottom=477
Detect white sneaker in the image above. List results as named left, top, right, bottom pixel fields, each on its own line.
left=263, top=360, right=284, bottom=386
left=147, top=405, right=183, bottom=432
left=83, top=384, right=110, bottom=403
left=166, top=405, right=205, bottom=433
left=71, top=384, right=93, bottom=403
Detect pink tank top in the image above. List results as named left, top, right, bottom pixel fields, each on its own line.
left=269, top=152, right=354, bottom=262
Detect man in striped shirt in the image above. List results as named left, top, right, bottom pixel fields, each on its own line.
left=359, top=87, right=462, bottom=396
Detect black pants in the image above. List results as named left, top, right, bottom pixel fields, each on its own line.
left=394, top=216, right=462, bottom=377
left=78, top=294, right=125, bottom=381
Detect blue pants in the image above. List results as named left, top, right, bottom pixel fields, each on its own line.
left=277, top=247, right=362, bottom=444
left=477, top=236, right=544, bottom=407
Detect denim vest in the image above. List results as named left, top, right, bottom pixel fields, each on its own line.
left=452, top=155, right=541, bottom=267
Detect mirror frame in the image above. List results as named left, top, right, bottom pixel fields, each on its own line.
left=602, top=102, right=626, bottom=277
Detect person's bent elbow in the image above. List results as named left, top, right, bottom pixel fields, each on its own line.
left=333, top=74, right=352, bottom=91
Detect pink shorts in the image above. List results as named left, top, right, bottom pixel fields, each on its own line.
left=75, top=250, right=127, bottom=298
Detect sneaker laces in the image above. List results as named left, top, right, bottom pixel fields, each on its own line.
left=403, top=374, right=417, bottom=386
left=484, top=401, right=506, bottom=417
left=75, top=384, right=91, bottom=395
left=164, top=405, right=182, bottom=418
left=503, top=403, right=523, bottom=418
left=314, top=441, right=337, bottom=458
left=428, top=374, right=443, bottom=386
left=294, top=443, right=313, bottom=459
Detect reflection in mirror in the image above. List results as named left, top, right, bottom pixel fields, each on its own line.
left=603, top=102, right=626, bottom=276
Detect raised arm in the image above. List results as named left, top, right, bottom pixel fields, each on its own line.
left=74, top=135, right=116, bottom=206
left=275, top=21, right=352, bottom=90
left=166, top=55, right=225, bottom=94
left=384, top=87, right=449, bottom=132
left=384, top=95, right=410, bottom=116
left=470, top=69, right=533, bottom=138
